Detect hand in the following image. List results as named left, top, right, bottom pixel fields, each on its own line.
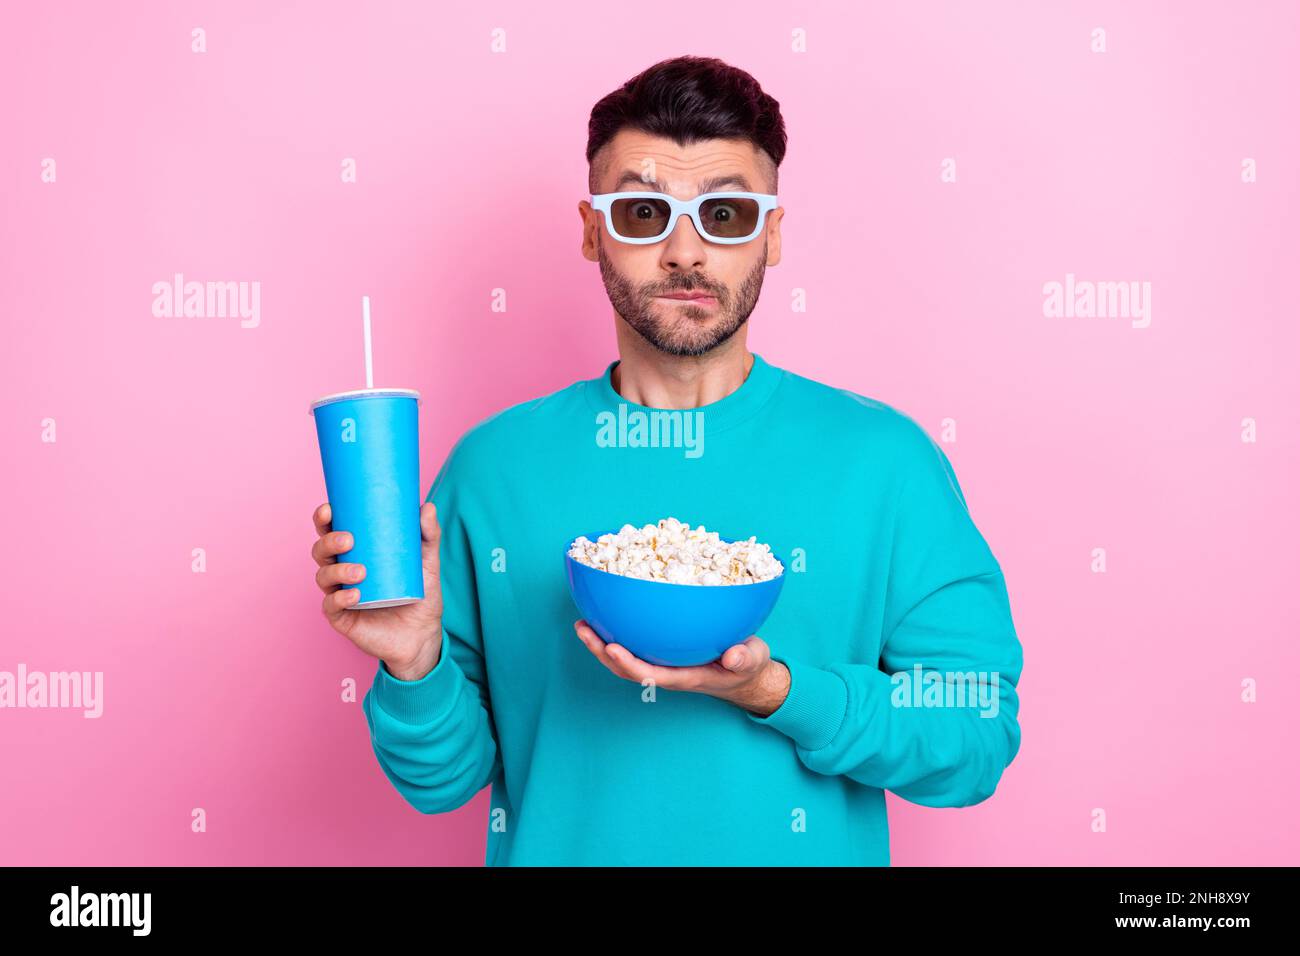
left=573, top=620, right=791, bottom=716
left=312, top=501, right=445, bottom=681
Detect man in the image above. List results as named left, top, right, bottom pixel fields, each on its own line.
left=310, top=55, right=1023, bottom=866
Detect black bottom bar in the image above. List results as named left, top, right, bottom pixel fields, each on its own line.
left=0, top=866, right=1287, bottom=940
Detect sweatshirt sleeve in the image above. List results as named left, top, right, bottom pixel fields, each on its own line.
left=746, top=424, right=1024, bottom=808
left=361, top=438, right=502, bottom=814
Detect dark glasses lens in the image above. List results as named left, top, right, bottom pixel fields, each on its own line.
left=608, top=196, right=763, bottom=240
left=698, top=196, right=761, bottom=238
left=609, top=197, right=672, bottom=238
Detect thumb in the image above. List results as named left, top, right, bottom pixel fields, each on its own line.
left=721, top=637, right=766, bottom=674
left=720, top=644, right=752, bottom=673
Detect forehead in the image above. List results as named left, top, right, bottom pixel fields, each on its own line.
left=598, top=129, right=766, bottom=196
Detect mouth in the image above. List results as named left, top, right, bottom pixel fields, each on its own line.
left=656, top=292, right=718, bottom=306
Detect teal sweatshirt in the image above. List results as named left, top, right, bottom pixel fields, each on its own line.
left=362, top=352, right=1024, bottom=866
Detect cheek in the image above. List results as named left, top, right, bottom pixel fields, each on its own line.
left=710, top=258, right=754, bottom=293
left=600, top=245, right=648, bottom=284
left=620, top=256, right=667, bottom=290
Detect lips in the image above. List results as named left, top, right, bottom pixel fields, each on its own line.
left=658, top=292, right=716, bottom=301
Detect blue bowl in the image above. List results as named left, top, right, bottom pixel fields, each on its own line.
left=564, top=528, right=785, bottom=667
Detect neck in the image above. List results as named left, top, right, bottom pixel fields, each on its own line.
left=610, top=326, right=753, bottom=409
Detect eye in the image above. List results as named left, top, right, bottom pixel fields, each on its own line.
left=708, top=203, right=740, bottom=223
left=630, top=202, right=661, bottom=220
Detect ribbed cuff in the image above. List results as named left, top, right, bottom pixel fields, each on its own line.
left=746, top=655, right=849, bottom=752
left=371, top=636, right=462, bottom=725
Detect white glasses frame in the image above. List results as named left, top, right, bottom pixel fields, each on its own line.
left=590, top=191, right=779, bottom=245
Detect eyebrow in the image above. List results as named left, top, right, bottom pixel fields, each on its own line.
left=611, top=171, right=755, bottom=193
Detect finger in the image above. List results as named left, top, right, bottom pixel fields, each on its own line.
left=420, top=501, right=440, bottom=541
left=573, top=619, right=604, bottom=653
left=611, top=647, right=690, bottom=689
left=322, top=586, right=361, bottom=617
left=603, top=643, right=653, bottom=683
left=312, top=502, right=333, bottom=537
left=420, top=502, right=441, bottom=575
left=316, top=561, right=365, bottom=593
left=574, top=621, right=651, bottom=684
left=573, top=620, right=624, bottom=675
left=311, top=530, right=354, bottom=568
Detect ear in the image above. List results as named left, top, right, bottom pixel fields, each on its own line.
left=579, top=199, right=600, bottom=262
left=765, top=206, right=784, bottom=267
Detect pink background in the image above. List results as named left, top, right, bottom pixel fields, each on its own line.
left=2, top=0, right=1297, bottom=865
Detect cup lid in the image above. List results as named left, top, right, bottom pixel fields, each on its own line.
left=309, top=388, right=421, bottom=413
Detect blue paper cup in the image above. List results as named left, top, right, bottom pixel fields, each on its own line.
left=310, top=388, right=424, bottom=609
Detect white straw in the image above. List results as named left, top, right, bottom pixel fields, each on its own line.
left=362, top=295, right=374, bottom=389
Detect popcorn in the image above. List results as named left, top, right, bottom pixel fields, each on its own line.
left=568, top=517, right=783, bottom=585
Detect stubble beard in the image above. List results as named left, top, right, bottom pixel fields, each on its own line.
left=597, top=234, right=768, bottom=358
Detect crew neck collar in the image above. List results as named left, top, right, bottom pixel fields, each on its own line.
left=584, top=350, right=784, bottom=434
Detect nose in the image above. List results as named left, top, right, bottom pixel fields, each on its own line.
left=659, top=211, right=708, bottom=270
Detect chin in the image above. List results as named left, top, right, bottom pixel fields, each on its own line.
left=660, top=331, right=735, bottom=357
